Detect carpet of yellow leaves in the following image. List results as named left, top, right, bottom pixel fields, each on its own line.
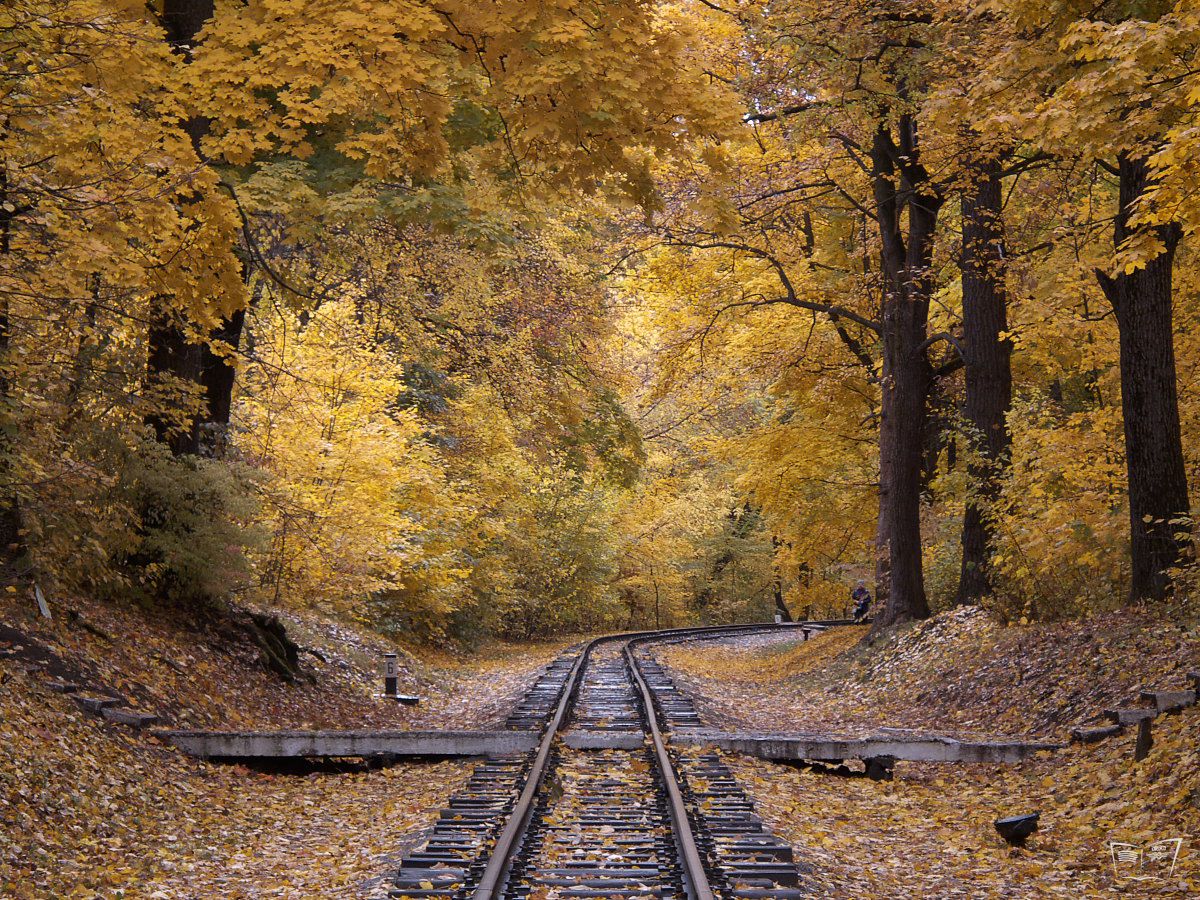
left=662, top=607, right=1200, bottom=739
left=0, top=666, right=470, bottom=898
left=663, top=609, right=1200, bottom=896
left=0, top=593, right=574, bottom=898
left=733, top=708, right=1199, bottom=897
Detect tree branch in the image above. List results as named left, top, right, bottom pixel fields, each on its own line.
left=745, top=100, right=824, bottom=124
left=219, top=181, right=320, bottom=302
left=999, top=151, right=1053, bottom=178
left=931, top=356, right=965, bottom=380
left=914, top=330, right=965, bottom=360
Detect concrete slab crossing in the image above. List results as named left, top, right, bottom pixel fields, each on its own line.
left=157, top=729, right=540, bottom=759
left=670, top=729, right=1061, bottom=764
left=158, top=725, right=1059, bottom=764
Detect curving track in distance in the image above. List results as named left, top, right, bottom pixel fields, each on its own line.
left=389, top=621, right=846, bottom=900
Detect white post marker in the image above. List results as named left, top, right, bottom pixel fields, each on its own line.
left=383, top=652, right=399, bottom=698
left=774, top=612, right=782, bottom=625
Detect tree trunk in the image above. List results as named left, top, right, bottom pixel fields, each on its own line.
left=956, top=159, right=1013, bottom=604
left=146, top=312, right=205, bottom=455
left=0, top=165, right=24, bottom=556
left=878, top=286, right=934, bottom=626
left=921, top=380, right=953, bottom=494
left=147, top=0, right=243, bottom=458
left=1096, top=153, right=1191, bottom=601
left=870, top=120, right=938, bottom=630
left=771, top=535, right=794, bottom=621
left=772, top=582, right=793, bottom=622
left=199, top=308, right=245, bottom=455
left=873, top=457, right=892, bottom=613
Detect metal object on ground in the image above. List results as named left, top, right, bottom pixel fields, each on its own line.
left=379, top=653, right=419, bottom=703
left=994, top=812, right=1039, bottom=846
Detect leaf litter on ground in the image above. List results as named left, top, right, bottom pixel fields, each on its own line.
left=660, top=608, right=1199, bottom=897
left=0, top=593, right=575, bottom=898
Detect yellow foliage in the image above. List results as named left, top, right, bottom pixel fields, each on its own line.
left=237, top=295, right=463, bottom=622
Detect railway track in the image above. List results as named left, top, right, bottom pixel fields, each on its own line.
left=389, top=622, right=840, bottom=900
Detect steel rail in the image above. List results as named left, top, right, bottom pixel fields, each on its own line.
left=467, top=638, right=593, bottom=900
left=469, top=619, right=844, bottom=900
left=623, top=637, right=715, bottom=900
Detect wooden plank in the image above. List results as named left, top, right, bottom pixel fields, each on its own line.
left=155, top=729, right=540, bottom=759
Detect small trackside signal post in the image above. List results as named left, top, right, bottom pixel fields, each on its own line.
left=383, top=652, right=399, bottom=697
left=379, top=653, right=420, bottom=704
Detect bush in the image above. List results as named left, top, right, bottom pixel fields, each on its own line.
left=122, top=443, right=263, bottom=608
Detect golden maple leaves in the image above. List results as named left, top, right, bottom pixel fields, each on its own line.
left=188, top=0, right=732, bottom=198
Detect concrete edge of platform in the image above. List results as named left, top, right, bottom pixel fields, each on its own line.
left=154, top=729, right=541, bottom=759
left=671, top=729, right=1062, bottom=764
left=561, top=730, right=646, bottom=750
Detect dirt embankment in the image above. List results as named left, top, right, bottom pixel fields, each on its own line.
left=0, top=592, right=567, bottom=898
left=660, top=606, right=1200, bottom=740
left=0, top=592, right=567, bottom=731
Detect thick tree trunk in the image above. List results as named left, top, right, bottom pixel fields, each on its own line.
left=146, top=313, right=205, bottom=455
left=956, top=160, right=1012, bottom=604
left=877, top=286, right=934, bottom=627
left=199, top=308, right=245, bottom=454
left=873, top=454, right=892, bottom=612
left=869, top=121, right=938, bottom=630
left=147, top=0, right=243, bottom=458
left=1096, top=153, right=1191, bottom=601
left=162, top=0, right=214, bottom=59
left=921, top=381, right=953, bottom=494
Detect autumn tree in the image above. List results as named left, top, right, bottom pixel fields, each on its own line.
left=149, top=0, right=735, bottom=452
left=0, top=1, right=245, bottom=592
left=639, top=2, right=964, bottom=628
left=980, top=0, right=1196, bottom=600
left=926, top=8, right=1029, bottom=604
left=144, top=0, right=246, bottom=457
left=13, top=0, right=1200, bottom=644
left=2, top=0, right=734, bottom=624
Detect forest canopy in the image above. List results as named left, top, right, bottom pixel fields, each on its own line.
left=4, top=0, right=1200, bottom=643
